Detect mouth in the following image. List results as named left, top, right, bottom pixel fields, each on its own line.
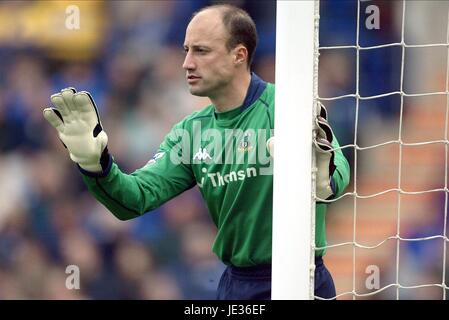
left=187, top=75, right=201, bottom=84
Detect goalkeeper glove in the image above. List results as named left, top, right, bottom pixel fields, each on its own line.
left=314, top=102, right=336, bottom=200
left=43, top=88, right=108, bottom=173
left=265, top=103, right=336, bottom=200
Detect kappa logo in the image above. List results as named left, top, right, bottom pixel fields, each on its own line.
left=193, top=147, right=212, bottom=161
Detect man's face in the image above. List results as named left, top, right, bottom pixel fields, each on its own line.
left=182, top=9, right=236, bottom=97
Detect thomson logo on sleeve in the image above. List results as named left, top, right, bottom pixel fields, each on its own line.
left=197, top=167, right=257, bottom=188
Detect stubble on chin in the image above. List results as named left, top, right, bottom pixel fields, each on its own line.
left=188, top=86, right=208, bottom=97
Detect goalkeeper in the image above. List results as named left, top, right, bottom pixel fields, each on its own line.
left=43, top=4, right=349, bottom=300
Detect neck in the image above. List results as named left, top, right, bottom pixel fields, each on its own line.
left=210, top=72, right=252, bottom=113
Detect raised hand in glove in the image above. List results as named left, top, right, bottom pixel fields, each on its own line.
left=43, top=88, right=108, bottom=173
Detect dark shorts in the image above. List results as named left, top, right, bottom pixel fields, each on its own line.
left=216, top=256, right=336, bottom=300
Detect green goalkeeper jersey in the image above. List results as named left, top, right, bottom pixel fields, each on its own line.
left=80, top=74, right=350, bottom=267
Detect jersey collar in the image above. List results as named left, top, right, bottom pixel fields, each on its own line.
left=240, top=72, right=267, bottom=112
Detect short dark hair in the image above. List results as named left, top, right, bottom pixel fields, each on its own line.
left=192, top=4, right=258, bottom=69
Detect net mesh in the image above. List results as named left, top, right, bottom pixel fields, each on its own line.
left=315, top=0, right=449, bottom=300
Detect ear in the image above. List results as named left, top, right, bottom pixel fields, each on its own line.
left=233, top=45, right=248, bottom=66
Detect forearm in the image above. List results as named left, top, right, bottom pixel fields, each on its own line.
left=81, top=163, right=151, bottom=220
left=330, top=140, right=350, bottom=198
left=81, top=156, right=194, bottom=220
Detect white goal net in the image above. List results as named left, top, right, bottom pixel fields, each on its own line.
left=320, top=0, right=449, bottom=300
left=274, top=0, right=449, bottom=300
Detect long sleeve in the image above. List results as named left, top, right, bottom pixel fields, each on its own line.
left=330, top=135, right=350, bottom=198
left=80, top=122, right=196, bottom=221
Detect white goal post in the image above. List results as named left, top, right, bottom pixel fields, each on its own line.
left=272, top=0, right=319, bottom=300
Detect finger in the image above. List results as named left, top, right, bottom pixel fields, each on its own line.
left=315, top=140, right=336, bottom=177
left=315, top=137, right=332, bottom=152
left=61, top=87, right=77, bottom=113
left=315, top=117, right=333, bottom=143
left=73, top=91, right=100, bottom=124
left=73, top=91, right=101, bottom=128
left=316, top=102, right=328, bottom=120
left=43, top=107, right=64, bottom=132
left=95, top=130, right=108, bottom=150
left=50, top=93, right=71, bottom=119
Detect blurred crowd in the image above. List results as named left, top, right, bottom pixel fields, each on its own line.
left=0, top=0, right=275, bottom=299
left=0, top=0, right=447, bottom=300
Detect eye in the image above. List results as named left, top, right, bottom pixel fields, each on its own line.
left=196, top=48, right=208, bottom=54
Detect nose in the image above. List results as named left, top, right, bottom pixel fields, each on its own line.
left=182, top=51, right=195, bottom=71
